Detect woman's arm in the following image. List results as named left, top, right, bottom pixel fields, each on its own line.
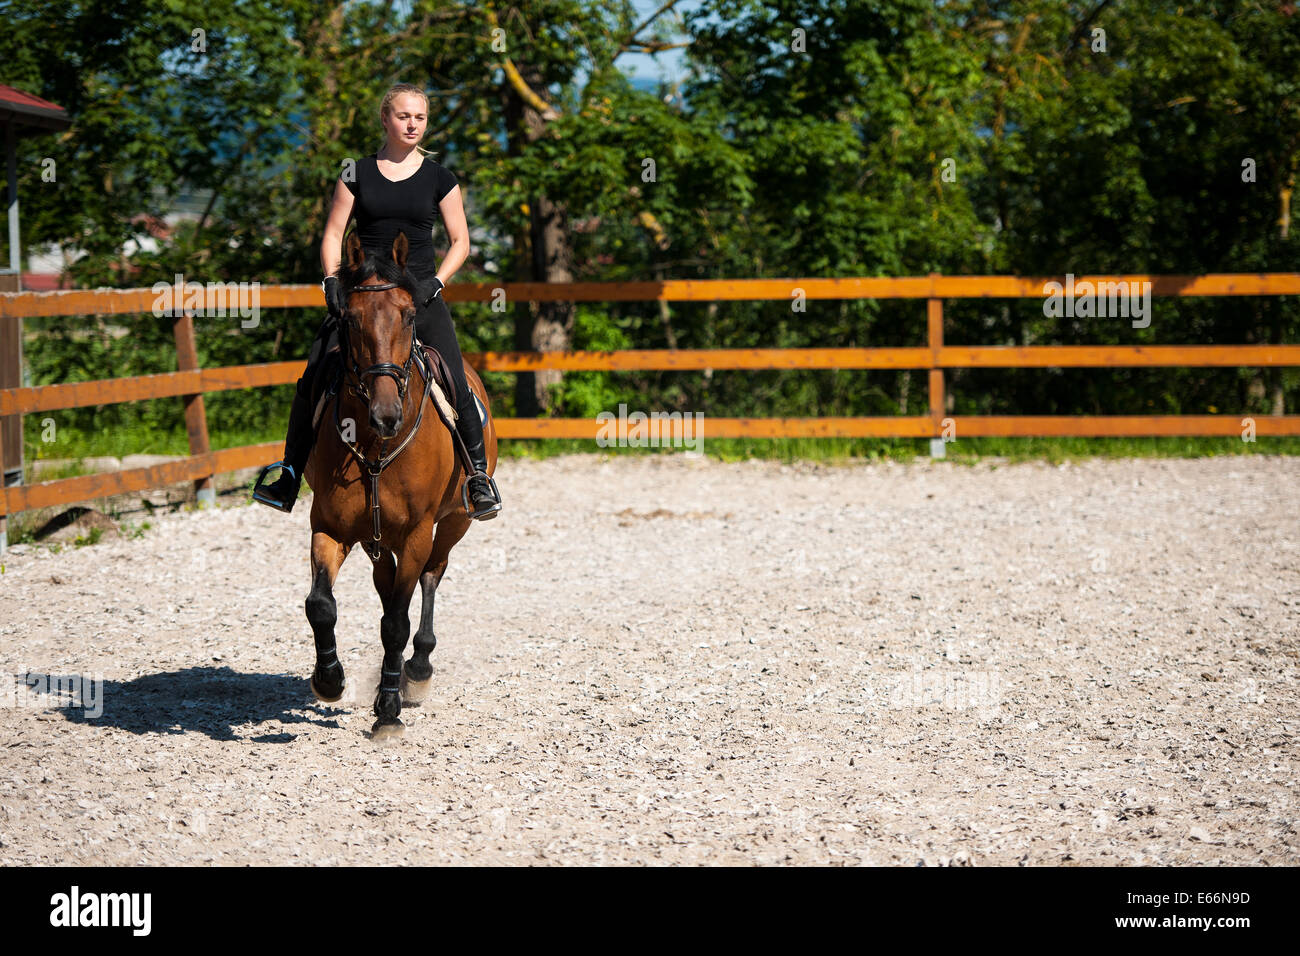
left=435, top=184, right=471, bottom=286
left=320, top=179, right=355, bottom=277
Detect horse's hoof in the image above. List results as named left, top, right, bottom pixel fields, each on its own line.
left=310, top=673, right=346, bottom=704
left=370, top=718, right=405, bottom=742
left=400, top=669, right=433, bottom=703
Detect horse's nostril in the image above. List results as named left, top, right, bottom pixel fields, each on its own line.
left=370, top=409, right=402, bottom=437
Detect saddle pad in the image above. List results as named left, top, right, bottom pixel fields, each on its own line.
left=429, top=378, right=457, bottom=425
left=420, top=344, right=459, bottom=425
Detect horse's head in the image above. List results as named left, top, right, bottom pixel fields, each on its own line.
left=339, top=231, right=424, bottom=438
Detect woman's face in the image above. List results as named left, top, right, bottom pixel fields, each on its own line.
left=383, top=93, right=427, bottom=150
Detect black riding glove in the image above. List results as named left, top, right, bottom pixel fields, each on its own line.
left=419, top=277, right=445, bottom=308
left=322, top=275, right=346, bottom=319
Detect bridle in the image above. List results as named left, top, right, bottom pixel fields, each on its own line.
left=332, top=278, right=433, bottom=563
left=338, top=280, right=418, bottom=405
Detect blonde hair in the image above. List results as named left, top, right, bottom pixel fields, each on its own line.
left=378, top=83, right=437, bottom=159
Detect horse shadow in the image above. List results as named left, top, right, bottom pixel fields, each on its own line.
left=28, top=666, right=343, bottom=742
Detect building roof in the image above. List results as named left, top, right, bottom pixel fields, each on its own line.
left=0, top=84, right=72, bottom=136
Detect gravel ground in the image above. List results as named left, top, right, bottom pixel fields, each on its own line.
left=0, top=453, right=1297, bottom=866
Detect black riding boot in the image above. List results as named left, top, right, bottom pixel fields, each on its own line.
left=455, top=389, right=502, bottom=520
left=252, top=386, right=316, bottom=513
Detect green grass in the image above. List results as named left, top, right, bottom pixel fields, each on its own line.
left=25, top=459, right=97, bottom=482
left=500, top=434, right=1300, bottom=464
left=120, top=519, right=152, bottom=539
left=500, top=435, right=923, bottom=463
left=941, top=435, right=1300, bottom=464
left=27, top=422, right=282, bottom=462
left=72, top=526, right=104, bottom=548
left=23, top=422, right=1300, bottom=471
left=27, top=423, right=188, bottom=461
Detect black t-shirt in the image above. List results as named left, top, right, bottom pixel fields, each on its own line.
left=339, top=154, right=459, bottom=277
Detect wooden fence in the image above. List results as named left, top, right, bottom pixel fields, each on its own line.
left=1, top=273, right=1298, bottom=547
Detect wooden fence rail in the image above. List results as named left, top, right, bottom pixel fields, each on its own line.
left=2, top=273, right=1299, bottom=550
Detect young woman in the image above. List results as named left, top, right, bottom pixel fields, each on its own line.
left=254, top=83, right=502, bottom=520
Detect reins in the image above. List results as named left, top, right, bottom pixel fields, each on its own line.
left=332, top=279, right=434, bottom=563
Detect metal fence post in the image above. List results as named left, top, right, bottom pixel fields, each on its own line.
left=0, top=416, right=7, bottom=555
left=0, top=286, right=21, bottom=555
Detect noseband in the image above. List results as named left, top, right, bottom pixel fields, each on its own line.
left=339, top=281, right=417, bottom=405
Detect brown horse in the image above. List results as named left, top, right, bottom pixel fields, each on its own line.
left=303, top=231, right=497, bottom=740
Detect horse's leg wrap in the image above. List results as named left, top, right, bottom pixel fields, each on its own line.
left=306, top=559, right=345, bottom=701
left=371, top=552, right=418, bottom=732
left=373, top=605, right=410, bottom=725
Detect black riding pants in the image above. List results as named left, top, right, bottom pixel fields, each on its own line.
left=297, top=294, right=475, bottom=426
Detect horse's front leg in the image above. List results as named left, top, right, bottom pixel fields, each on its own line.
left=307, top=531, right=349, bottom=703
left=401, top=569, right=441, bottom=702
left=370, top=531, right=430, bottom=740
left=404, top=512, right=473, bottom=701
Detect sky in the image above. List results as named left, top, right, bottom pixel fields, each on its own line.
left=604, top=0, right=705, bottom=87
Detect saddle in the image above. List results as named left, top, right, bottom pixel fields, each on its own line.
left=312, top=341, right=481, bottom=476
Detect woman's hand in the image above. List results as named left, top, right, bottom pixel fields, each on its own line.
left=322, top=276, right=346, bottom=319
left=420, top=276, right=445, bottom=307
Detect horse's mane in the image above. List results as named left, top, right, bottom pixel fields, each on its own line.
left=339, top=238, right=424, bottom=303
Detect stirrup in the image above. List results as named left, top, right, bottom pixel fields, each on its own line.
left=462, top=472, right=502, bottom=521
left=252, top=460, right=297, bottom=513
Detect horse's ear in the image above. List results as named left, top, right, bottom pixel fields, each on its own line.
left=344, top=231, right=364, bottom=272
left=392, top=232, right=409, bottom=271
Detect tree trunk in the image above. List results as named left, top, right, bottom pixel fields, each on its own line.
left=502, top=60, right=575, bottom=416
left=528, top=190, right=575, bottom=412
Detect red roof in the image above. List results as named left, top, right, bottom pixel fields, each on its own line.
left=0, top=84, right=65, bottom=112
left=0, top=83, right=71, bottom=133
left=20, top=272, right=74, bottom=292
left=130, top=212, right=173, bottom=240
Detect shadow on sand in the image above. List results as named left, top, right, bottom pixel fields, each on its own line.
left=27, top=666, right=343, bottom=741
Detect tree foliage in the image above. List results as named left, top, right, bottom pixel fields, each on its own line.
left=1, top=0, right=1295, bottom=452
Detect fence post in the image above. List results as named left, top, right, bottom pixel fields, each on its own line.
left=927, top=274, right=946, bottom=459
left=0, top=278, right=20, bottom=555
left=172, top=308, right=215, bottom=506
